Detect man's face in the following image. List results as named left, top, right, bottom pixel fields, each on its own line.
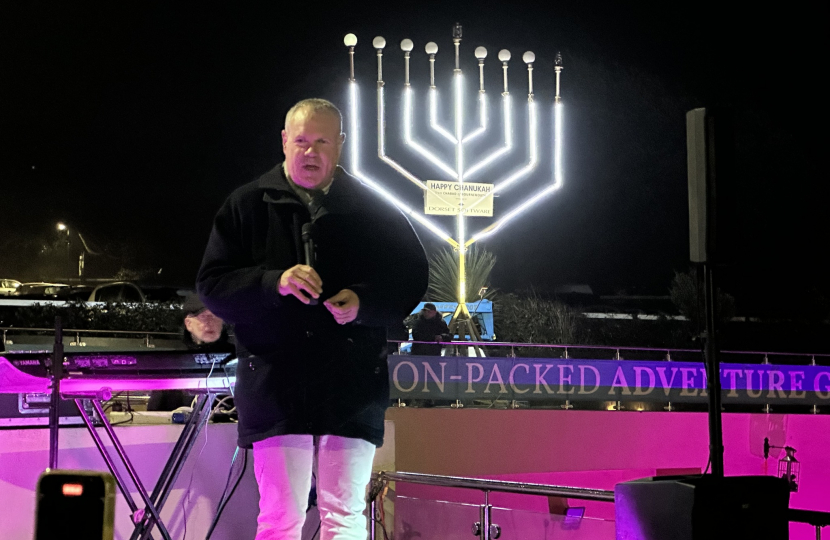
left=185, top=310, right=223, bottom=344
left=424, top=309, right=437, bottom=319
left=282, top=108, right=344, bottom=190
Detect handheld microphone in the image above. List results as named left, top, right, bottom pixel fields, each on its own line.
left=301, top=223, right=318, bottom=305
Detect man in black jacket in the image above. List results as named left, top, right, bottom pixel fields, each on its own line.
left=407, top=303, right=452, bottom=356
left=196, top=98, right=428, bottom=540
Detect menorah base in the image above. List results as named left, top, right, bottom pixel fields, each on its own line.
left=448, top=304, right=486, bottom=357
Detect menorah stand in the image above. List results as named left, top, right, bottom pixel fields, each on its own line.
left=448, top=303, right=486, bottom=357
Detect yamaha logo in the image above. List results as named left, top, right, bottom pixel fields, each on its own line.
left=13, top=360, right=40, bottom=366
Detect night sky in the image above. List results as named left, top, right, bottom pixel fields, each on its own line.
left=1, top=2, right=824, bottom=316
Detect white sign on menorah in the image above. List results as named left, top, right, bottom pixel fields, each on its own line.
left=342, top=23, right=564, bottom=340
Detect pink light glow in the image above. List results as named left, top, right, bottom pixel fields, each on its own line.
left=392, top=410, right=830, bottom=540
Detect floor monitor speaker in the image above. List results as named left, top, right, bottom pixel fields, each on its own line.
left=615, top=474, right=789, bottom=540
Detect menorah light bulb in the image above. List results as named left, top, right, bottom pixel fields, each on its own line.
left=522, top=51, right=535, bottom=64
left=373, top=36, right=386, bottom=49
left=426, top=42, right=438, bottom=87
left=400, top=39, right=414, bottom=52
left=499, top=49, right=510, bottom=94
left=344, top=34, right=358, bottom=81
left=475, top=46, right=487, bottom=92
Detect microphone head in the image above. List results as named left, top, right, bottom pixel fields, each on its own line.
left=301, top=222, right=315, bottom=241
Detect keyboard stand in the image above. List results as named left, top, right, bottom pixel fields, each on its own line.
left=71, top=391, right=217, bottom=540
left=0, top=349, right=237, bottom=539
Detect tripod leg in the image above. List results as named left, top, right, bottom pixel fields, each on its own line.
left=448, top=319, right=461, bottom=356
left=465, top=318, right=485, bottom=357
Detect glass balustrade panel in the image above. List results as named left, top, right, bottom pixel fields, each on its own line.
left=383, top=495, right=614, bottom=540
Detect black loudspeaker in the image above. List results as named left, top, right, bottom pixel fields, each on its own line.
left=615, top=474, right=790, bottom=540
left=686, top=107, right=737, bottom=264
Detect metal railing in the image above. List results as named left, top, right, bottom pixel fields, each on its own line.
left=393, top=338, right=830, bottom=364
left=5, top=324, right=828, bottom=363
left=367, top=471, right=614, bottom=540
left=367, top=471, right=830, bottom=540
left=1, top=327, right=181, bottom=349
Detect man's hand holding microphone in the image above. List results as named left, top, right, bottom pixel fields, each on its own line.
left=278, top=221, right=359, bottom=324
left=278, top=266, right=359, bottom=325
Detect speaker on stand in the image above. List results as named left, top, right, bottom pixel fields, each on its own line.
left=613, top=108, right=792, bottom=539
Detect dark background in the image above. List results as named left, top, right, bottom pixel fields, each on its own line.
left=1, top=1, right=824, bottom=318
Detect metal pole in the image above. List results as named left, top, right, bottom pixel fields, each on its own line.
left=369, top=496, right=377, bottom=540
left=48, top=316, right=64, bottom=469
left=481, top=491, right=492, bottom=540
left=366, top=474, right=389, bottom=540
left=703, top=262, right=724, bottom=478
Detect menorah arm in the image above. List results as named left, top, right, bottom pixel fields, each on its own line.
left=461, top=92, right=488, bottom=144
left=467, top=182, right=562, bottom=246
left=400, top=87, right=457, bottom=179
left=464, top=93, right=514, bottom=181
left=463, top=98, right=543, bottom=216
left=491, top=99, right=539, bottom=195
left=348, top=81, right=457, bottom=247
left=429, top=87, right=457, bottom=144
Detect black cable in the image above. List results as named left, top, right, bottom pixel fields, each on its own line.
left=210, top=448, right=241, bottom=529
left=110, top=411, right=134, bottom=425
left=372, top=515, right=391, bottom=540
left=306, top=517, right=321, bottom=540
left=102, top=391, right=126, bottom=413
left=205, top=448, right=248, bottom=539
left=109, top=392, right=135, bottom=425
left=207, top=448, right=247, bottom=538
left=182, top=399, right=215, bottom=540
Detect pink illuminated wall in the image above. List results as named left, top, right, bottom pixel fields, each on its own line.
left=385, top=409, right=830, bottom=539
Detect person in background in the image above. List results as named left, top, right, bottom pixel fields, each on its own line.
left=407, top=303, right=452, bottom=356
left=181, top=292, right=234, bottom=351
left=147, top=293, right=235, bottom=411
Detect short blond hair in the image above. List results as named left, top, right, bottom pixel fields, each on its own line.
left=285, top=98, right=343, bottom=132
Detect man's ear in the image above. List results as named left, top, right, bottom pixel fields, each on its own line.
left=184, top=317, right=195, bottom=333
left=339, top=132, right=346, bottom=146
left=281, top=129, right=288, bottom=153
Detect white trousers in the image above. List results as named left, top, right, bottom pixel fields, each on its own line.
left=252, top=434, right=376, bottom=540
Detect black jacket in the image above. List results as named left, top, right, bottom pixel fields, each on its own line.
left=196, top=164, right=428, bottom=448
left=408, top=310, right=451, bottom=356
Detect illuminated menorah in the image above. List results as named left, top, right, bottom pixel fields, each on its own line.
left=342, top=23, right=563, bottom=348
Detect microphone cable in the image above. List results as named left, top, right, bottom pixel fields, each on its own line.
left=205, top=447, right=248, bottom=539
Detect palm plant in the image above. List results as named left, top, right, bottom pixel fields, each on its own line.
left=427, top=246, right=498, bottom=303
